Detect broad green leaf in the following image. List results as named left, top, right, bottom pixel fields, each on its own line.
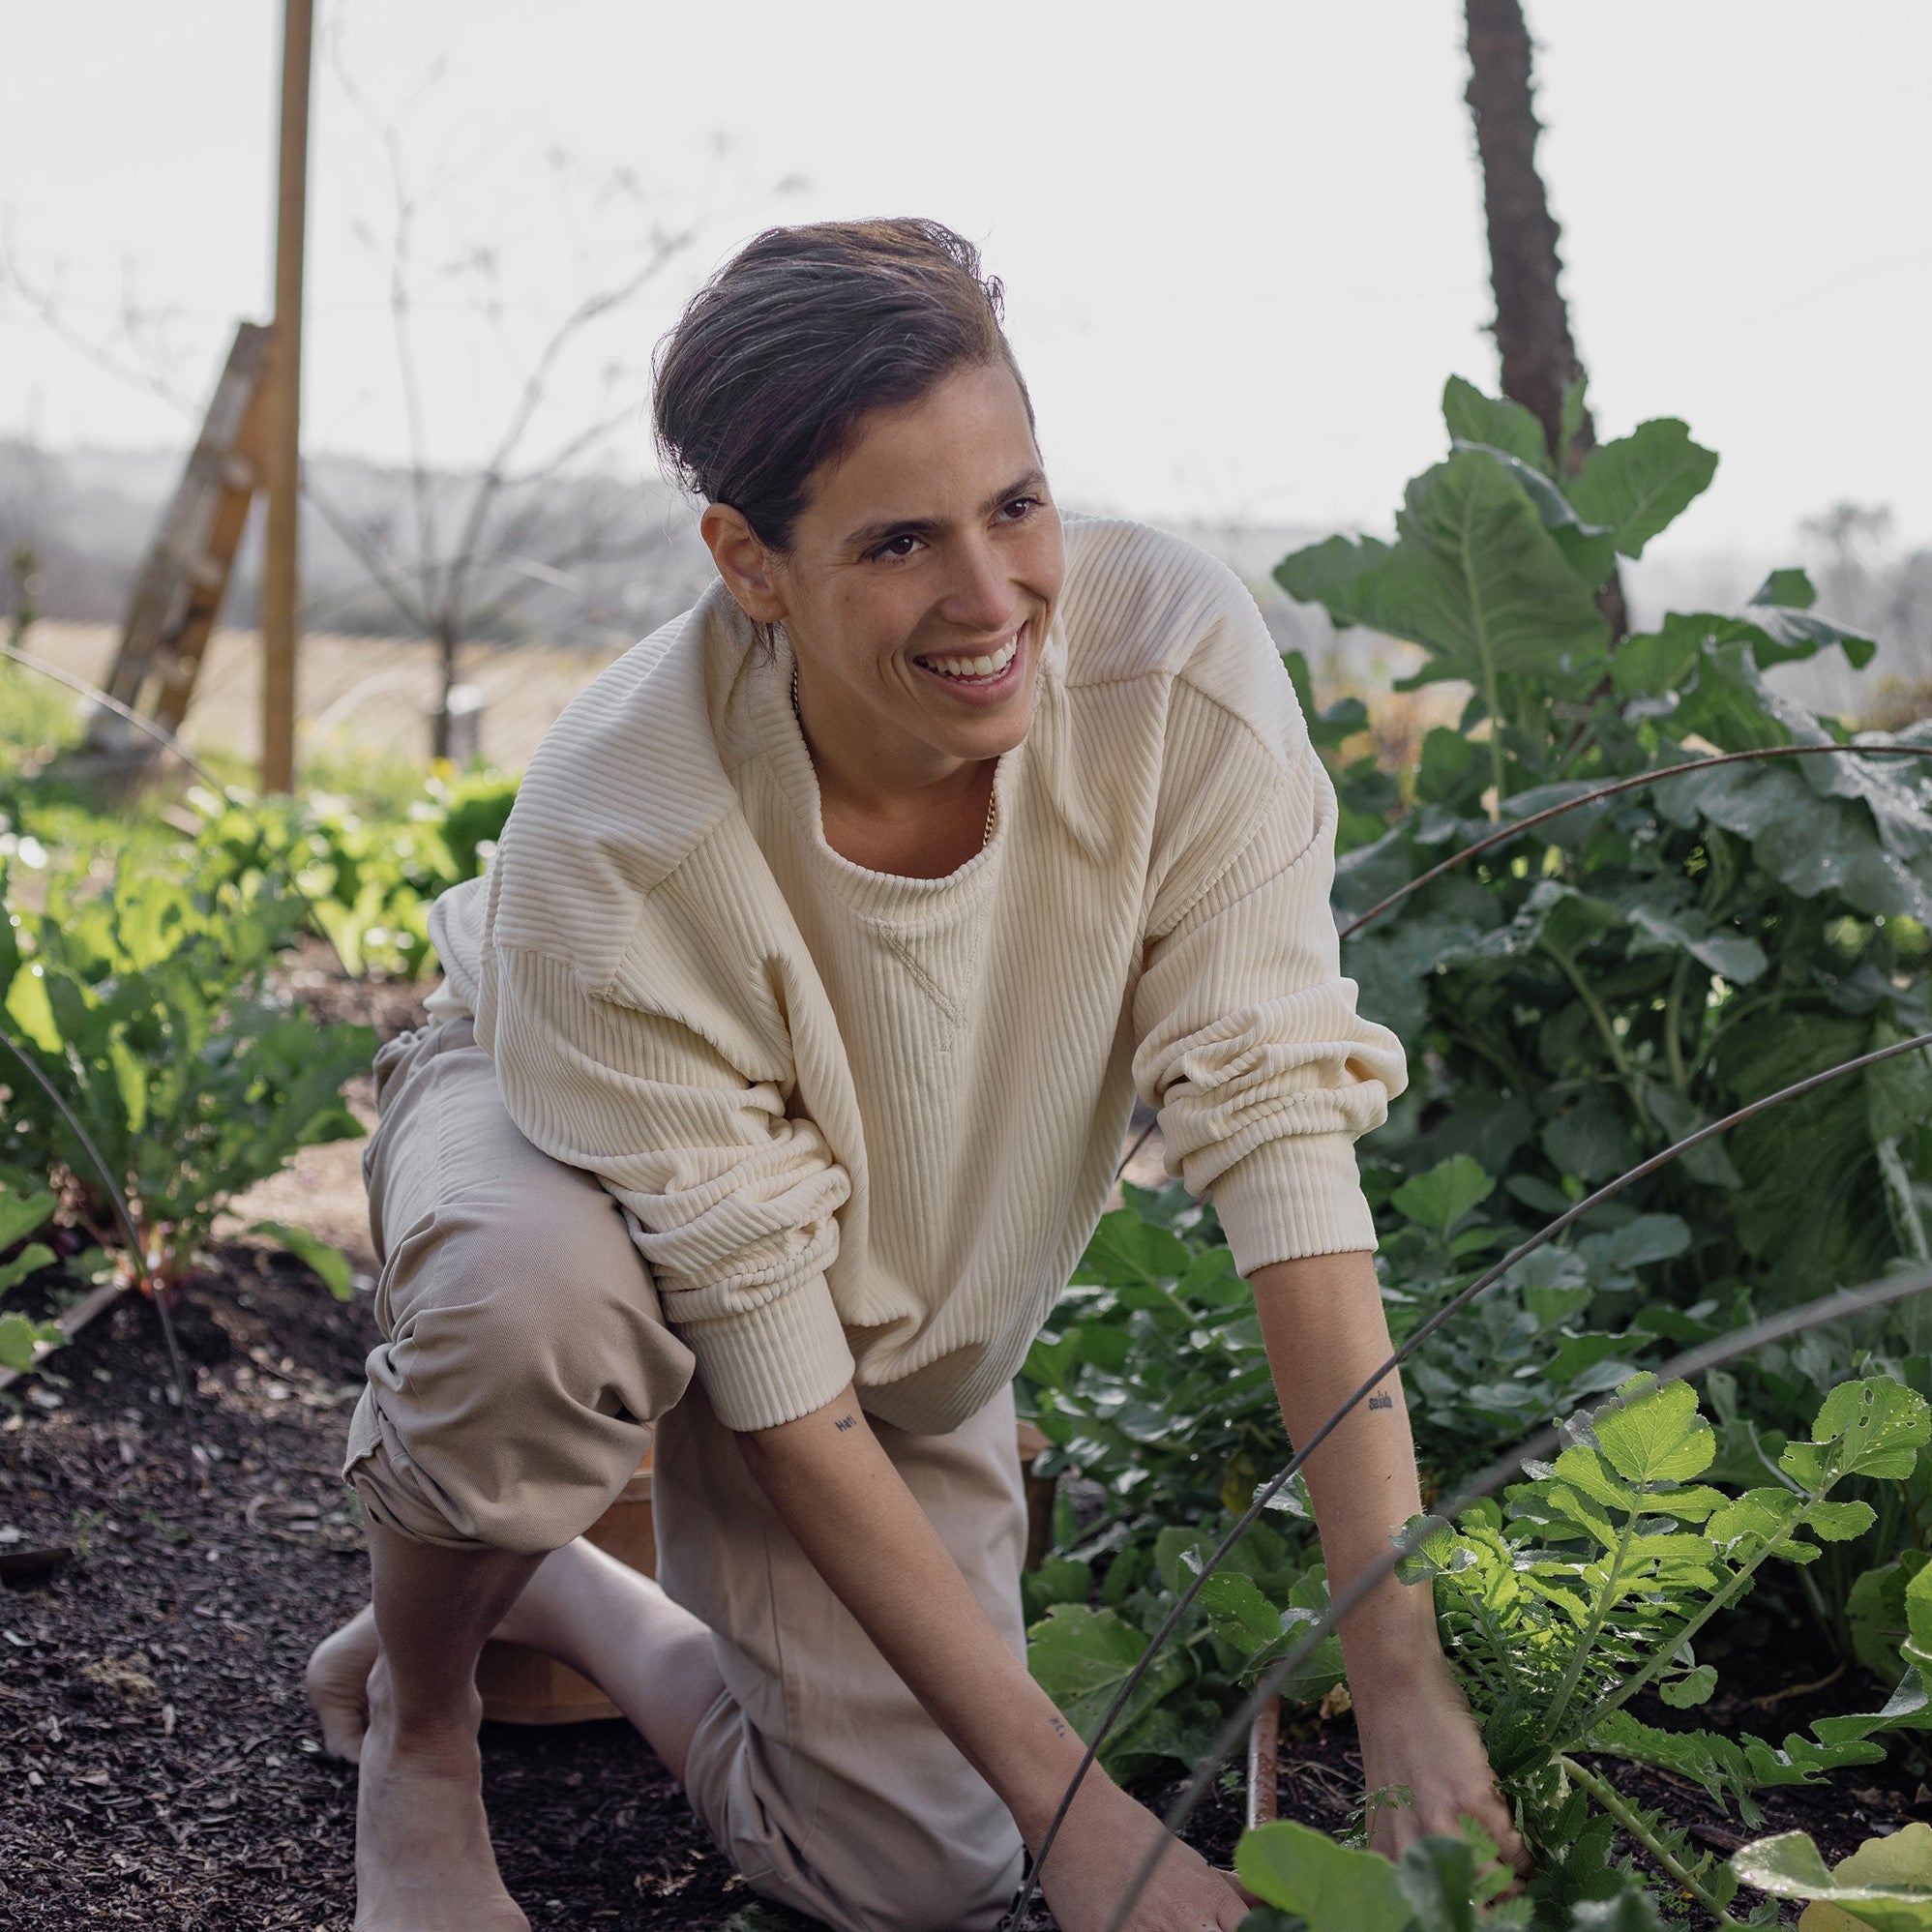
left=1658, top=1665, right=1717, bottom=1709
left=249, top=1220, right=355, bottom=1301
left=1336, top=451, right=1612, bottom=699
left=0, top=1241, right=56, bottom=1299
left=1442, top=375, right=1550, bottom=473
left=0, top=1183, right=55, bottom=1252
left=1449, top=442, right=1619, bottom=586
left=1593, top=1379, right=1715, bottom=1485
left=1020, top=1556, right=1092, bottom=1624
left=1847, top=1554, right=1932, bottom=1681
left=1199, top=1569, right=1287, bottom=1657
left=5, top=961, right=61, bottom=1055
left=1274, top=532, right=1396, bottom=629
left=1750, top=568, right=1817, bottom=609
left=1732, top=1825, right=1932, bottom=1932
left=1803, top=1499, right=1879, bottom=1543
left=1392, top=1155, right=1496, bottom=1237
left=1806, top=1376, right=1931, bottom=1483
left=1026, top=1603, right=1193, bottom=1776
left=1234, top=1819, right=1412, bottom=1932
left=1567, top=419, right=1718, bottom=560
left=1621, top=898, right=1769, bottom=985
left=1081, top=1209, right=1192, bottom=1288
left=0, top=1307, right=61, bottom=1372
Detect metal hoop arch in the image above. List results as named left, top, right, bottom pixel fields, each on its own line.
left=1095, top=1261, right=1932, bottom=1931
left=1005, top=1025, right=1932, bottom=1924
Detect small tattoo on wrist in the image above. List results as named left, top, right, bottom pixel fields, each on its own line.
left=1368, top=1392, right=1394, bottom=1412
left=1050, top=1715, right=1069, bottom=1738
left=834, top=1413, right=857, bottom=1432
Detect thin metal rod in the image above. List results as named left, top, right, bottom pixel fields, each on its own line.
left=0, top=1023, right=197, bottom=1465
left=1002, top=1025, right=1932, bottom=1924
left=1098, top=1262, right=1932, bottom=1930
left=1340, top=740, right=1932, bottom=942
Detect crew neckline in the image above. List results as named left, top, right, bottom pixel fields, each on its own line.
left=758, top=639, right=1020, bottom=911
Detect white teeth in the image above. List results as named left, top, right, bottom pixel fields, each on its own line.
left=918, top=635, right=1019, bottom=681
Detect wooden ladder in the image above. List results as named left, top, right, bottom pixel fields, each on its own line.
left=80, top=319, right=272, bottom=764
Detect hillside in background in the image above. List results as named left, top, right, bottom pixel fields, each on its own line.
left=4, top=440, right=1928, bottom=736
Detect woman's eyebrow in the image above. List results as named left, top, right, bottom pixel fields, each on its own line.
left=842, top=470, right=1049, bottom=552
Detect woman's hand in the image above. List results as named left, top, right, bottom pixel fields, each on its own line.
left=1029, top=1770, right=1251, bottom=1932
left=1352, top=1647, right=1530, bottom=1880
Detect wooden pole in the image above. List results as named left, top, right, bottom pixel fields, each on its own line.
left=260, top=0, right=313, bottom=793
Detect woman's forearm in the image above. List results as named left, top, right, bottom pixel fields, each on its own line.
left=736, top=1385, right=1088, bottom=1841
left=1248, top=1248, right=1440, bottom=1691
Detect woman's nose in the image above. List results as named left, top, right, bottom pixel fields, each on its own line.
left=939, top=535, right=1020, bottom=635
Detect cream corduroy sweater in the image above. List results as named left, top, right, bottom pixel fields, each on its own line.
left=423, top=517, right=1409, bottom=1433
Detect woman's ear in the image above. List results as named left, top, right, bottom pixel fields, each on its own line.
left=700, top=503, right=786, bottom=627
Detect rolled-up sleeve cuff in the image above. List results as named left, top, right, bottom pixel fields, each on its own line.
left=1210, top=1132, right=1380, bottom=1276
left=675, top=1272, right=857, bottom=1431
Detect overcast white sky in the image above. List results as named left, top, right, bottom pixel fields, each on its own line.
left=4, top=1, right=1929, bottom=553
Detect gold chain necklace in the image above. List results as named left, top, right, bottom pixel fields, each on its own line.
left=791, top=660, right=997, bottom=848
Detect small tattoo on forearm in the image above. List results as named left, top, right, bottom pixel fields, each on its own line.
left=834, top=1413, right=857, bottom=1432
left=1050, top=1715, right=1069, bottom=1739
left=1368, top=1392, right=1394, bottom=1412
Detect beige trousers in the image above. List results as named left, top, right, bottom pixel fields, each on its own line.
left=342, top=1019, right=1029, bottom=1932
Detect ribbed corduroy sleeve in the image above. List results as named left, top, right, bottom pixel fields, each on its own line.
left=1129, top=610, right=1409, bottom=1276
left=478, top=941, right=857, bottom=1431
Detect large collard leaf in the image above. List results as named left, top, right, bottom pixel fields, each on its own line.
left=1442, top=375, right=1551, bottom=473
left=1565, top=419, right=1718, bottom=561
left=1277, top=451, right=1611, bottom=703
left=1234, top=1819, right=1412, bottom=1932
left=1732, top=1824, right=1932, bottom=1932
left=1744, top=566, right=1880, bottom=670
left=1653, top=739, right=1932, bottom=926
left=1025, top=1603, right=1194, bottom=1778
left=1712, top=1014, right=1901, bottom=1293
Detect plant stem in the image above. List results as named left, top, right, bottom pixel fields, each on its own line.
left=1662, top=953, right=1691, bottom=1098
left=1555, top=1753, right=1745, bottom=1930
left=1572, top=1494, right=1811, bottom=1735
left=1542, top=938, right=1652, bottom=1131
left=1540, top=1527, right=1634, bottom=1743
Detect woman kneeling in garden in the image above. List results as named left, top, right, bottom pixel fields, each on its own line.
left=306, top=217, right=1525, bottom=1932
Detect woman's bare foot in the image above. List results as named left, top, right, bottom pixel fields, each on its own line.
left=306, top=1569, right=569, bottom=1764
left=354, top=1662, right=527, bottom=1932
left=307, top=1602, right=380, bottom=1763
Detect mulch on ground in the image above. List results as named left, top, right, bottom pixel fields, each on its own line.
left=0, top=1250, right=760, bottom=1931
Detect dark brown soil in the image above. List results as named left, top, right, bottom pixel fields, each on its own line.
left=0, top=1248, right=770, bottom=1931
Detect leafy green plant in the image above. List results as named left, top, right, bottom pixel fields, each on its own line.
left=0, top=1168, right=62, bottom=1372
left=1731, top=1820, right=1932, bottom=1930
left=1232, top=1814, right=1666, bottom=1932
left=1, top=851, right=372, bottom=1298
left=1402, top=1373, right=1929, bottom=1925
left=185, top=765, right=516, bottom=978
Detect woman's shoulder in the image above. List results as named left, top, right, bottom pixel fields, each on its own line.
left=1057, top=515, right=1281, bottom=698
left=1056, top=515, right=1301, bottom=758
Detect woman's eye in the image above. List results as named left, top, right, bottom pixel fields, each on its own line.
left=870, top=533, right=922, bottom=562
left=999, top=496, right=1041, bottom=522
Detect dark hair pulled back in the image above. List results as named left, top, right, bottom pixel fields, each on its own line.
left=652, top=218, right=1031, bottom=566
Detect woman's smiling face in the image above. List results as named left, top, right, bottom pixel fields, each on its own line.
left=704, top=358, right=1064, bottom=798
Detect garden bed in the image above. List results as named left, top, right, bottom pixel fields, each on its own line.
left=3, top=1239, right=1927, bottom=1929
